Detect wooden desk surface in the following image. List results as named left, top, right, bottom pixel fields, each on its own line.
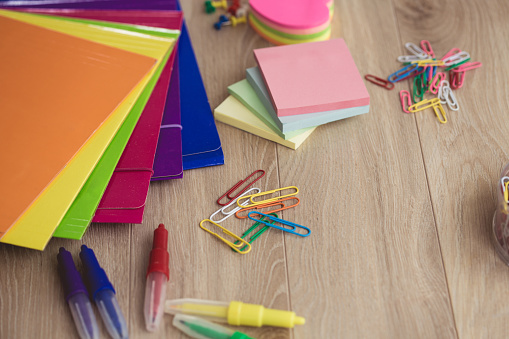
left=2, top=0, right=509, bottom=338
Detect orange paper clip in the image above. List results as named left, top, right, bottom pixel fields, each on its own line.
left=217, top=169, right=265, bottom=206
left=235, top=197, right=300, bottom=219
left=364, top=74, right=394, bottom=90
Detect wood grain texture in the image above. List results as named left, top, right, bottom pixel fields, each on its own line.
left=393, top=0, right=509, bottom=338
left=1, top=0, right=508, bottom=338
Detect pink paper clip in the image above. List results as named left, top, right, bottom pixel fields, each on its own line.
left=452, top=61, right=482, bottom=73
left=430, top=72, right=446, bottom=94
left=420, top=40, right=435, bottom=58
left=441, top=48, right=462, bottom=61
left=399, top=90, right=412, bottom=113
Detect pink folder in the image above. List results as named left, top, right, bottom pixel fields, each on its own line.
left=25, top=9, right=183, bottom=223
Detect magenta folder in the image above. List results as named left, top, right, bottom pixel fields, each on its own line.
left=24, top=9, right=183, bottom=223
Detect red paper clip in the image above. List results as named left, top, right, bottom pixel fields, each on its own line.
left=450, top=71, right=464, bottom=89
left=420, top=40, right=435, bottom=58
left=365, top=74, right=394, bottom=90
left=399, top=90, right=412, bottom=113
left=217, top=170, right=265, bottom=206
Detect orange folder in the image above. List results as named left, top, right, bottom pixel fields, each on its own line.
left=0, top=15, right=155, bottom=237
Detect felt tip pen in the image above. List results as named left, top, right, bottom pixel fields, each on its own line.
left=144, top=224, right=170, bottom=332
left=165, top=298, right=305, bottom=328
left=57, top=247, right=99, bottom=339
left=173, top=314, right=254, bottom=339
left=80, top=245, right=128, bottom=339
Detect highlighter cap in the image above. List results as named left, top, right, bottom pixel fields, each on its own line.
left=147, top=224, right=170, bottom=279
left=57, top=247, right=88, bottom=302
left=79, top=245, right=115, bottom=300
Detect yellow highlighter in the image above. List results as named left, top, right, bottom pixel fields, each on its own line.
left=164, top=298, right=305, bottom=328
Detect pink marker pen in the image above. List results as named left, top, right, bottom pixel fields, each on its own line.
left=144, top=224, right=170, bottom=332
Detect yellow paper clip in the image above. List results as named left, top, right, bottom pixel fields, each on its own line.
left=433, top=101, right=447, bottom=124
left=199, top=219, right=252, bottom=254
left=411, top=59, right=445, bottom=67
left=502, top=177, right=509, bottom=203
left=236, top=186, right=299, bottom=208
left=408, top=98, right=440, bottom=112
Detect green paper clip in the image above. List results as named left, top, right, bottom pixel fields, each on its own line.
left=445, top=57, right=471, bottom=71
left=413, top=74, right=424, bottom=103
left=232, top=213, right=278, bottom=252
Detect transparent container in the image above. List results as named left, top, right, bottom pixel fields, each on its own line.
left=492, top=162, right=509, bottom=265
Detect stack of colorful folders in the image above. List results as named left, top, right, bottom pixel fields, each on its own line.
left=214, top=39, right=370, bottom=150
left=0, top=0, right=224, bottom=251
left=247, top=0, right=334, bottom=45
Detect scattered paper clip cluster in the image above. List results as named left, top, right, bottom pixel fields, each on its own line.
left=204, top=0, right=248, bottom=30
left=365, top=40, right=482, bottom=124
left=199, top=169, right=310, bottom=254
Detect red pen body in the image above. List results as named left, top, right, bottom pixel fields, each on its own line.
left=144, top=224, right=169, bottom=332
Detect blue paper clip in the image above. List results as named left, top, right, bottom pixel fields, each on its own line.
left=247, top=212, right=311, bottom=237
left=388, top=64, right=425, bottom=83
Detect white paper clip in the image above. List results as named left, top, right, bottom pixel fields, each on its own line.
left=397, top=55, right=423, bottom=63
left=405, top=42, right=429, bottom=59
left=438, top=80, right=459, bottom=111
left=210, top=187, right=261, bottom=223
left=443, top=51, right=470, bottom=66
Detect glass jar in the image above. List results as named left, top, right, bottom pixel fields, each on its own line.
left=493, top=162, right=509, bottom=265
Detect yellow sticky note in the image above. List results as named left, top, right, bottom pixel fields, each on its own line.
left=214, top=96, right=315, bottom=150
left=0, top=10, right=175, bottom=250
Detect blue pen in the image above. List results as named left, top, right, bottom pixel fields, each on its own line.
left=57, top=247, right=99, bottom=339
left=80, top=245, right=128, bottom=339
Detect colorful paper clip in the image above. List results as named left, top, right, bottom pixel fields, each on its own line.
left=438, top=80, right=459, bottom=111
left=235, top=197, right=300, bottom=219
left=232, top=213, right=278, bottom=252
left=217, top=170, right=265, bottom=206
left=440, top=48, right=462, bottom=61
left=237, top=186, right=299, bottom=208
left=429, top=72, right=446, bottom=94
left=210, top=188, right=261, bottom=223
left=397, top=55, right=423, bottom=63
left=247, top=212, right=311, bottom=237
left=443, top=51, right=470, bottom=67
left=364, top=74, right=394, bottom=90
left=388, top=63, right=424, bottom=83
left=450, top=61, right=482, bottom=89
left=408, top=98, right=447, bottom=124
left=408, top=97, right=440, bottom=113
left=413, top=74, right=425, bottom=103
left=405, top=42, right=429, bottom=59
left=420, top=40, right=435, bottom=58
left=501, top=177, right=509, bottom=203
left=411, top=59, right=444, bottom=67
left=399, top=90, right=412, bottom=113
left=199, top=219, right=252, bottom=254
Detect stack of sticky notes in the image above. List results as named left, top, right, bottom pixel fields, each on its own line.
left=0, top=0, right=225, bottom=250
left=214, top=39, right=370, bottom=150
left=248, top=0, right=334, bottom=45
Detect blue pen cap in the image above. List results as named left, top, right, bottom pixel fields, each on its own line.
left=57, top=247, right=88, bottom=302
left=79, top=245, right=115, bottom=300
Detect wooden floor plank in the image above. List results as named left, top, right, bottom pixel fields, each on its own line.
left=393, top=0, right=509, bottom=338
left=279, top=1, right=457, bottom=338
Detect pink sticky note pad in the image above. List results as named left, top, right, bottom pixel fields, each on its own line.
left=254, top=39, right=370, bottom=117
left=249, top=0, right=330, bottom=30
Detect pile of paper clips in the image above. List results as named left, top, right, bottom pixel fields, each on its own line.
left=364, top=40, right=482, bottom=124
left=199, top=170, right=310, bottom=255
